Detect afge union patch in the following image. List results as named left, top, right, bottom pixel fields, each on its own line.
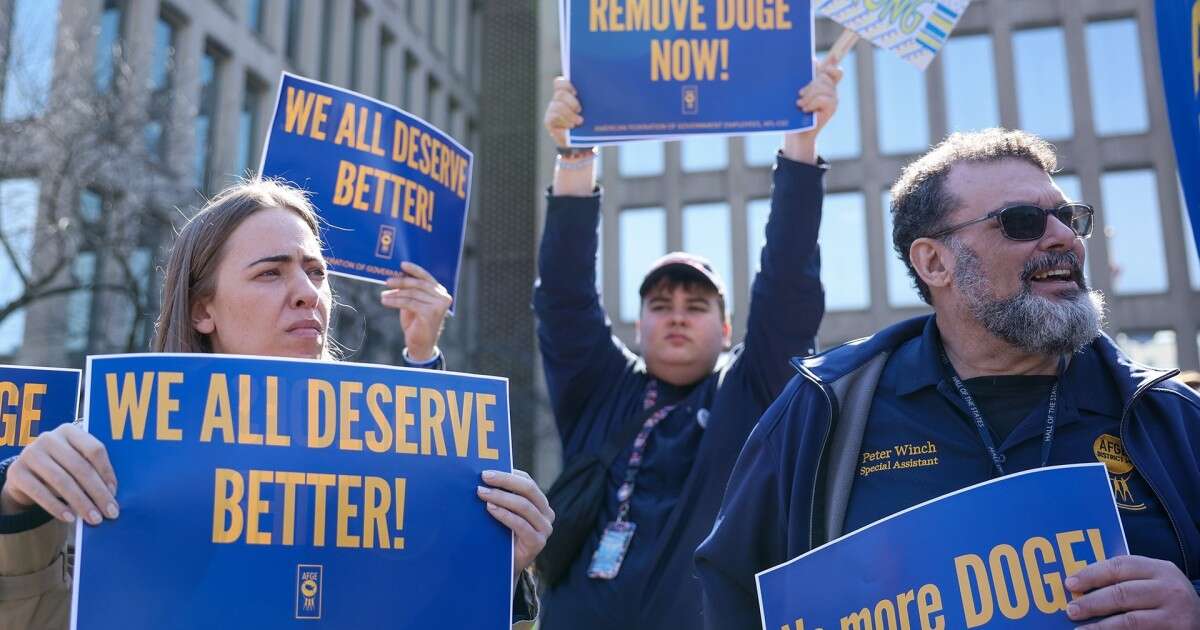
left=1093, top=434, right=1146, bottom=511
left=681, top=85, right=699, bottom=115
left=295, top=564, right=323, bottom=620
left=376, top=224, right=396, bottom=259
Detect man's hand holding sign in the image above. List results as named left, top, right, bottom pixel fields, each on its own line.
left=1066, top=555, right=1200, bottom=629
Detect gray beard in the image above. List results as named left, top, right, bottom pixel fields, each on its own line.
left=950, top=240, right=1105, bottom=356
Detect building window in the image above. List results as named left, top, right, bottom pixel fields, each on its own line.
left=1013, top=26, right=1073, bottom=139
left=747, top=198, right=768, bottom=290
left=1179, top=178, right=1200, bottom=291
left=351, top=2, right=367, bottom=93
left=1085, top=19, right=1149, bottom=136
left=874, top=47, right=929, bottom=155
left=619, top=207, right=666, bottom=322
left=285, top=0, right=302, bottom=63
left=1101, top=169, right=1168, bottom=295
left=65, top=250, right=97, bottom=353
left=942, top=34, right=999, bottom=133
left=379, top=28, right=396, bottom=101
left=427, top=0, right=437, bottom=46
left=66, top=189, right=104, bottom=353
left=618, top=141, right=664, bottom=177
left=402, top=51, right=418, bottom=112
left=195, top=47, right=221, bottom=192
left=236, top=75, right=264, bottom=178
left=145, top=15, right=176, bottom=159
left=1055, top=174, right=1083, bottom=202
left=95, top=0, right=124, bottom=93
left=745, top=51, right=859, bottom=164
left=744, top=134, right=782, bottom=168
left=1, top=0, right=60, bottom=122
left=818, top=47, right=860, bottom=160
left=681, top=136, right=728, bottom=172
left=1116, top=330, right=1178, bottom=370
left=882, top=190, right=925, bottom=308
left=425, top=75, right=440, bottom=124
left=820, top=192, right=870, bottom=310
left=247, top=0, right=264, bottom=33
left=447, top=0, right=460, bottom=70
left=683, top=202, right=733, bottom=312
left=752, top=193, right=871, bottom=311
left=319, top=0, right=335, bottom=82
left=0, top=179, right=40, bottom=357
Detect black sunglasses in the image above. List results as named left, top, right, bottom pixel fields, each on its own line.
left=927, top=202, right=1094, bottom=241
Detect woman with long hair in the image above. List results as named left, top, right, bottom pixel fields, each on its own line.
left=0, top=180, right=551, bottom=628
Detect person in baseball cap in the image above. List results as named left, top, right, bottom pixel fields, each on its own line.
left=532, top=55, right=841, bottom=629
left=635, top=251, right=732, bottom=387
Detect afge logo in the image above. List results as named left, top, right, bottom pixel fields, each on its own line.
left=376, top=225, right=396, bottom=259
left=295, top=564, right=323, bottom=620
left=681, top=85, right=699, bottom=115
left=1093, top=434, right=1146, bottom=511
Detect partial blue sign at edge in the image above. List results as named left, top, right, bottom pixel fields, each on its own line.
left=258, top=72, right=473, bottom=311
left=756, top=464, right=1129, bottom=630
left=0, top=364, right=81, bottom=460
left=1154, top=0, right=1200, bottom=270
left=71, top=353, right=513, bottom=630
left=562, top=0, right=816, bottom=144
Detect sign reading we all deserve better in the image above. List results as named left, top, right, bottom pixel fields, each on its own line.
left=0, top=364, right=80, bottom=460
left=70, top=354, right=513, bottom=629
left=259, top=73, right=472, bottom=308
left=756, top=464, right=1128, bottom=630
left=562, top=0, right=815, bottom=144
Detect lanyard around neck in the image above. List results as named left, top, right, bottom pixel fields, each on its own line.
left=614, top=380, right=680, bottom=523
left=939, top=351, right=1066, bottom=476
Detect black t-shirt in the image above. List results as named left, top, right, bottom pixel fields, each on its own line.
left=962, top=374, right=1058, bottom=442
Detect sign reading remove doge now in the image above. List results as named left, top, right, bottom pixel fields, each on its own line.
left=756, top=464, right=1128, bottom=630
left=259, top=73, right=472, bottom=305
left=0, top=364, right=80, bottom=460
left=563, top=0, right=815, bottom=143
left=71, top=354, right=512, bottom=629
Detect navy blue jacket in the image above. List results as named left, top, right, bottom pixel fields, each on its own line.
left=533, top=156, right=826, bottom=629
left=695, top=315, right=1200, bottom=629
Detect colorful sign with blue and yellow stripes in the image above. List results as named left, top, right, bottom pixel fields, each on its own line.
left=817, top=0, right=972, bottom=70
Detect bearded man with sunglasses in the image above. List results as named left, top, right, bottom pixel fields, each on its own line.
left=696, top=128, right=1200, bottom=629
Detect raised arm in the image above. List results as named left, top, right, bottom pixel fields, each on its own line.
left=533, top=78, right=634, bottom=441
left=740, top=57, right=843, bottom=400
left=380, top=260, right=452, bottom=370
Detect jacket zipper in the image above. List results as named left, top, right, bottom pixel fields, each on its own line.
left=1119, top=370, right=1187, bottom=571
left=793, top=358, right=835, bottom=551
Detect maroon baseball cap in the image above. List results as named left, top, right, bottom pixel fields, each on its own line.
left=638, top=251, right=726, bottom=299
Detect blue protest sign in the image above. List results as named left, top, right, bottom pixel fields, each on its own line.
left=562, top=0, right=815, bottom=144
left=0, top=364, right=80, bottom=460
left=259, top=73, right=473, bottom=306
left=72, top=354, right=512, bottom=629
left=1154, top=0, right=1200, bottom=270
left=756, top=464, right=1128, bottom=630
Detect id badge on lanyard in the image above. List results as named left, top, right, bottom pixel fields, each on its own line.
left=587, top=381, right=678, bottom=580
left=587, top=521, right=637, bottom=579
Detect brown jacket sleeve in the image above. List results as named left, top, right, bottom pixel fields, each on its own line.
left=0, top=519, right=71, bottom=630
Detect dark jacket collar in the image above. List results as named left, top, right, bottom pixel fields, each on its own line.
left=797, top=314, right=1176, bottom=412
